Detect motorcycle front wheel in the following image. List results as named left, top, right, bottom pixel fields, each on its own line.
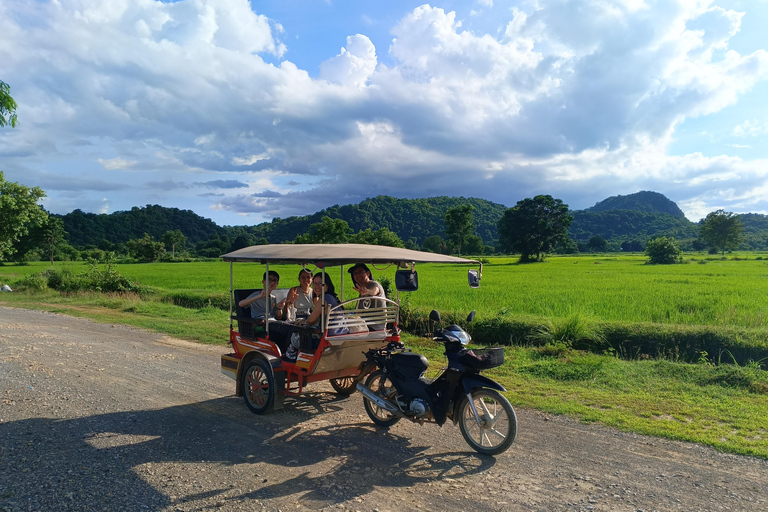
left=362, top=370, right=400, bottom=427
left=457, top=389, right=517, bottom=455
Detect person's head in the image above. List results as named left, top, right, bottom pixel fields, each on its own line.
left=312, top=272, right=337, bottom=298
left=298, top=268, right=312, bottom=289
left=262, top=270, right=279, bottom=289
left=348, top=263, right=372, bottom=287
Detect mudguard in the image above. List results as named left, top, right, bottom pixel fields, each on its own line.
left=460, top=374, right=506, bottom=394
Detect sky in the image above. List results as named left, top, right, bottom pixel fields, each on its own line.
left=1, top=0, right=768, bottom=226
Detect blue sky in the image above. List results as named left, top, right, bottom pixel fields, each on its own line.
left=1, top=0, right=767, bottom=226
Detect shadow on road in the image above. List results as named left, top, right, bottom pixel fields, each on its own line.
left=0, top=391, right=495, bottom=510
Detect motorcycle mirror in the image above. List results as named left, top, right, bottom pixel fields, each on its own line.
left=468, top=269, right=481, bottom=288
left=466, top=310, right=476, bottom=323
left=429, top=310, right=441, bottom=324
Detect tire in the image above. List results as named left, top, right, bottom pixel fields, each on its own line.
left=362, top=370, right=400, bottom=427
left=457, top=389, right=517, bottom=456
left=330, top=377, right=357, bottom=395
left=241, top=358, right=275, bottom=414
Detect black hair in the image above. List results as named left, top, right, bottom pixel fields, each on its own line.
left=298, top=268, right=312, bottom=279
left=313, top=272, right=339, bottom=302
left=262, top=270, right=280, bottom=281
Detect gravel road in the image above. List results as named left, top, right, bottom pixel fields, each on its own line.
left=1, top=306, right=766, bottom=512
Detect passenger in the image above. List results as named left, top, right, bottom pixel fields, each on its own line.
left=276, top=268, right=313, bottom=320
left=348, top=263, right=386, bottom=330
left=284, top=273, right=340, bottom=361
left=297, top=273, right=340, bottom=327
left=239, top=271, right=280, bottom=320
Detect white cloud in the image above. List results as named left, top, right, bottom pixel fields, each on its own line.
left=320, top=34, right=377, bottom=88
left=98, top=157, right=138, bottom=170
left=2, top=0, right=768, bottom=225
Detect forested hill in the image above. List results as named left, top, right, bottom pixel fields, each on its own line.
left=59, top=206, right=224, bottom=247
left=586, top=191, right=686, bottom=217
left=248, top=196, right=508, bottom=245
left=56, top=193, right=768, bottom=251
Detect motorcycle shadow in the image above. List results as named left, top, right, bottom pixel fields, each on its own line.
left=240, top=422, right=496, bottom=507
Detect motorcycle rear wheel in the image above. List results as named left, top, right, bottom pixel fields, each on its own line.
left=362, top=370, right=400, bottom=427
left=457, top=389, right=517, bottom=455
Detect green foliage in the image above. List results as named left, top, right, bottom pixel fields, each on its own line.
left=421, top=235, right=446, bottom=253
left=294, top=216, right=352, bottom=244
left=588, top=235, right=608, bottom=252
left=126, top=233, right=166, bottom=262
left=161, top=229, right=187, bottom=258
left=527, top=313, right=606, bottom=349
left=444, top=204, right=475, bottom=256
left=645, top=236, right=682, bottom=264
left=349, top=227, right=405, bottom=247
left=0, top=171, right=48, bottom=262
left=699, top=209, right=743, bottom=254
left=0, top=80, right=18, bottom=128
left=586, top=191, right=686, bottom=217
left=497, top=195, right=572, bottom=262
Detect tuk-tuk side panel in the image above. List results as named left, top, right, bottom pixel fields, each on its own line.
left=310, top=338, right=389, bottom=375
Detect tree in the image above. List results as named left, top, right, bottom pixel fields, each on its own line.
left=350, top=227, right=405, bottom=247
left=41, top=217, right=67, bottom=266
left=445, top=204, right=475, bottom=256
left=162, top=229, right=188, bottom=258
left=588, top=235, right=608, bottom=252
left=0, top=171, right=47, bottom=262
left=421, top=235, right=446, bottom=253
left=497, top=195, right=572, bottom=262
left=294, top=216, right=352, bottom=244
left=0, top=80, right=18, bottom=128
left=699, top=210, right=743, bottom=255
left=645, top=236, right=682, bottom=264
left=463, top=234, right=485, bottom=255
left=127, top=233, right=166, bottom=262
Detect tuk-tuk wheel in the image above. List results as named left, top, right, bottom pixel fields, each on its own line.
left=242, top=358, right=274, bottom=414
left=330, top=377, right=357, bottom=396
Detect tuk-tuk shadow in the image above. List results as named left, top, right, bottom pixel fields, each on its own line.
left=240, top=422, right=496, bottom=507
left=0, top=397, right=493, bottom=510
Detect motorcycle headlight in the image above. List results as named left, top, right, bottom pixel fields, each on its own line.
left=445, top=329, right=470, bottom=345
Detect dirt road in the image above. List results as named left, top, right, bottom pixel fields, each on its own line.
left=1, top=306, right=766, bottom=511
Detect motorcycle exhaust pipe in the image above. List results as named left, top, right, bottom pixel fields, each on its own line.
left=356, top=383, right=401, bottom=413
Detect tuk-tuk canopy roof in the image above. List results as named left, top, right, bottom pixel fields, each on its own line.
left=221, top=243, right=480, bottom=267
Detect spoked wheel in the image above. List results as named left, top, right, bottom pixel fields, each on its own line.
left=458, top=389, right=517, bottom=455
left=330, top=377, right=357, bottom=395
left=362, top=370, right=400, bottom=427
left=241, top=359, right=275, bottom=414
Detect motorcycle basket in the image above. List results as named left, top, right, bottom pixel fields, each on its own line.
left=459, top=347, right=505, bottom=370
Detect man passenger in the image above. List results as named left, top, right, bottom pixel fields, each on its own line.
left=348, top=263, right=386, bottom=331
left=239, top=271, right=280, bottom=320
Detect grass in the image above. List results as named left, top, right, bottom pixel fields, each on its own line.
left=2, top=253, right=768, bottom=458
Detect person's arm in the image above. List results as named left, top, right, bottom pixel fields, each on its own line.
left=238, top=290, right=265, bottom=308
left=299, top=295, right=325, bottom=325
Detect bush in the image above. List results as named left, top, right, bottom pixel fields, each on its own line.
left=645, top=236, right=682, bottom=264
left=15, top=273, right=48, bottom=291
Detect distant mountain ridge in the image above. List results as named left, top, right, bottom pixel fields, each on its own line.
left=56, top=192, right=768, bottom=251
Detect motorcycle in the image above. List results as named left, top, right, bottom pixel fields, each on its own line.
left=356, top=310, right=517, bottom=455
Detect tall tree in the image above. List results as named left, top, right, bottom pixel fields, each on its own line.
left=162, top=229, right=188, bottom=258
left=497, top=195, right=572, bottom=262
left=699, top=210, right=743, bottom=255
left=0, top=80, right=18, bottom=128
left=0, top=171, right=47, bottom=261
left=41, top=217, right=66, bottom=266
left=445, top=204, right=475, bottom=256
left=294, top=216, right=352, bottom=244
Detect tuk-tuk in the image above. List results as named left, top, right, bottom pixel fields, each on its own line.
left=220, top=244, right=481, bottom=414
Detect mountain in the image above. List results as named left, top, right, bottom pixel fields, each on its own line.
left=55, top=192, right=768, bottom=252
left=586, top=191, right=687, bottom=218
left=59, top=205, right=224, bottom=248
left=247, top=196, right=508, bottom=245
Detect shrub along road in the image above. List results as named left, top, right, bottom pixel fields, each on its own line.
left=1, top=306, right=766, bottom=511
